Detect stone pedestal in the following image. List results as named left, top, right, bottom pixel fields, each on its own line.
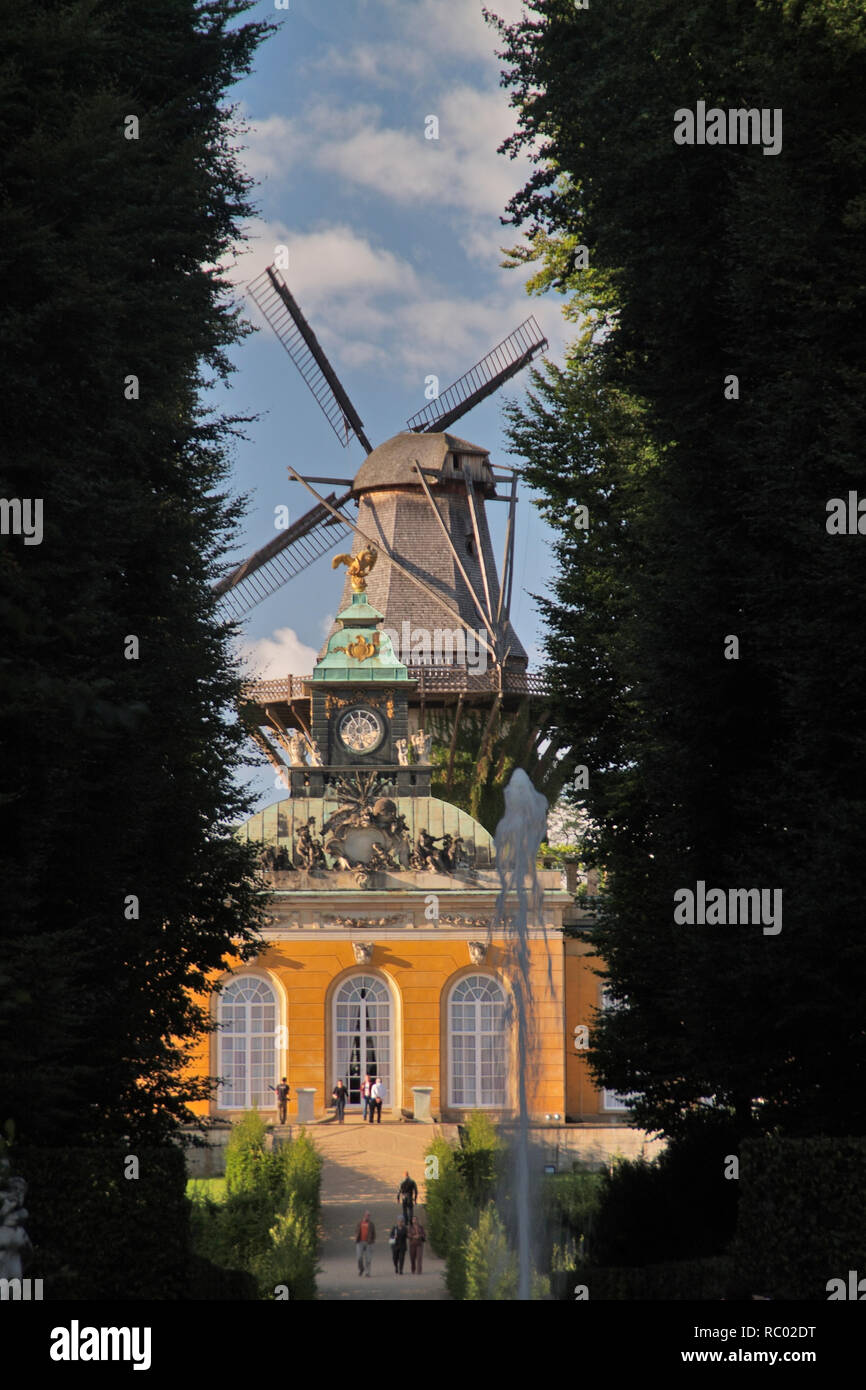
left=412, top=1086, right=433, bottom=1122
left=296, top=1088, right=315, bottom=1123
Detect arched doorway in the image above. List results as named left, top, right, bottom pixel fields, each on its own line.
left=333, top=974, right=392, bottom=1109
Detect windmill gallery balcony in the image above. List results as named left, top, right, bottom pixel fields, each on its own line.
left=243, top=665, right=549, bottom=712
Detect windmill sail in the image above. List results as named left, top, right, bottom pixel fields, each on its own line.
left=248, top=266, right=374, bottom=454
left=214, top=491, right=355, bottom=619
left=405, top=317, right=548, bottom=433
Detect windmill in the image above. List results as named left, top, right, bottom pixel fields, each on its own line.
left=220, top=264, right=550, bottom=792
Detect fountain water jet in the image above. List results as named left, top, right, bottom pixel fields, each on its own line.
left=494, top=767, right=550, bottom=1300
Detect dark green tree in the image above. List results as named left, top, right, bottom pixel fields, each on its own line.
left=428, top=697, right=576, bottom=832
left=0, top=0, right=275, bottom=1145
left=493, top=0, right=866, bottom=1138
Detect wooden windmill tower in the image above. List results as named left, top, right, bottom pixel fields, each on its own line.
left=215, top=265, right=550, bottom=795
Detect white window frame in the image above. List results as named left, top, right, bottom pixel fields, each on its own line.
left=448, top=973, right=507, bottom=1109
left=217, top=975, right=280, bottom=1111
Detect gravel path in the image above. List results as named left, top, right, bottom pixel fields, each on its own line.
left=313, top=1118, right=451, bottom=1301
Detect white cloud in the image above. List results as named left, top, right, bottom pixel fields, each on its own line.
left=221, top=214, right=566, bottom=388
left=319, top=0, right=529, bottom=85
left=234, top=114, right=300, bottom=181
left=237, top=626, right=318, bottom=679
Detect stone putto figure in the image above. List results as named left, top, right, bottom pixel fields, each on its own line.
left=411, top=730, right=433, bottom=764
left=295, top=819, right=326, bottom=872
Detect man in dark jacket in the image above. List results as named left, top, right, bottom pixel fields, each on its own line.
left=389, top=1217, right=408, bottom=1275
left=397, top=1171, right=418, bottom=1226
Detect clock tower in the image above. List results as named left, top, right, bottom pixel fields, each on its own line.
left=290, top=555, right=431, bottom=800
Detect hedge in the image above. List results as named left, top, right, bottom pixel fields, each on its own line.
left=733, top=1136, right=866, bottom=1300
left=555, top=1256, right=735, bottom=1300
left=14, top=1145, right=190, bottom=1300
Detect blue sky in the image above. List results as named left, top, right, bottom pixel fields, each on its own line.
left=215, top=0, right=570, bottom=806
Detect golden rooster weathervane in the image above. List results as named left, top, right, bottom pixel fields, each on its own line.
left=332, top=544, right=378, bottom=592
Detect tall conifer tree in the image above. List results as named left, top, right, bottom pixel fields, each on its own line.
left=0, top=0, right=275, bottom=1144
left=494, top=0, right=866, bottom=1137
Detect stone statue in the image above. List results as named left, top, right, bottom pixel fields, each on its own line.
left=0, top=1169, right=31, bottom=1281
left=331, top=544, right=378, bottom=593
left=395, top=738, right=409, bottom=766
left=261, top=843, right=292, bottom=872
left=352, top=942, right=375, bottom=965
left=286, top=733, right=307, bottom=766
left=307, top=739, right=324, bottom=767
left=368, top=842, right=400, bottom=872
left=468, top=941, right=488, bottom=966
left=415, top=829, right=441, bottom=872
left=452, top=834, right=470, bottom=869
left=326, top=839, right=352, bottom=871
left=411, top=730, right=433, bottom=764
left=295, top=819, right=326, bottom=872
left=438, top=833, right=456, bottom=874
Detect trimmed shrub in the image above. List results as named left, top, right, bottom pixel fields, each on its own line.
left=424, top=1135, right=471, bottom=1261
left=14, top=1145, right=190, bottom=1300
left=224, top=1108, right=269, bottom=1197
left=250, top=1194, right=319, bottom=1301
left=733, top=1136, right=866, bottom=1300
left=539, top=1169, right=603, bottom=1270
left=190, top=1119, right=322, bottom=1300
left=455, top=1111, right=504, bottom=1206
left=465, top=1204, right=518, bottom=1300
left=591, top=1117, right=741, bottom=1266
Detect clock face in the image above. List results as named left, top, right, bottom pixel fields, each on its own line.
left=338, top=706, right=385, bottom=754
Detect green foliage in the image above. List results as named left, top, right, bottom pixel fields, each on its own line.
left=495, top=0, right=866, bottom=1139
left=250, top=1194, right=319, bottom=1301
left=424, top=1113, right=552, bottom=1299
left=190, top=1120, right=322, bottom=1300
left=423, top=1135, right=473, bottom=1267
left=539, top=1168, right=603, bottom=1269
left=454, top=1111, right=504, bottom=1205
left=15, top=1146, right=191, bottom=1299
left=564, top=1256, right=735, bottom=1302
left=224, top=1109, right=269, bottom=1197
left=732, top=1137, right=866, bottom=1300
left=428, top=701, right=576, bottom=833
left=280, top=1130, right=324, bottom=1211
left=591, top=1120, right=740, bottom=1267
left=464, top=1204, right=518, bottom=1300
left=0, top=0, right=275, bottom=1146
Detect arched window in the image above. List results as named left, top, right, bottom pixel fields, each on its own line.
left=334, top=975, right=392, bottom=1109
left=449, top=974, right=506, bottom=1107
left=218, top=976, right=279, bottom=1110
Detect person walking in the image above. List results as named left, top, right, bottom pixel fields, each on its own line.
left=355, top=1210, right=375, bottom=1277
left=272, top=1077, right=290, bottom=1125
left=397, top=1171, right=418, bottom=1226
left=388, top=1217, right=408, bottom=1275
left=369, top=1076, right=385, bottom=1124
left=361, top=1073, right=373, bottom=1122
left=408, top=1216, right=426, bottom=1275
left=332, top=1078, right=348, bottom=1124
